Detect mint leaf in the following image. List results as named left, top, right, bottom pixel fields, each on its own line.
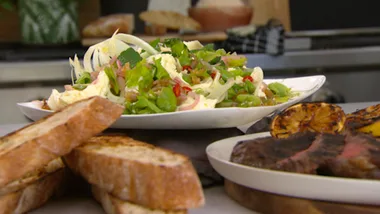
left=117, top=48, right=142, bottom=68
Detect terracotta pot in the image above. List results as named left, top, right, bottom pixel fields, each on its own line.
left=188, top=6, right=253, bottom=32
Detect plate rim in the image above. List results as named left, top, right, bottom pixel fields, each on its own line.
left=206, top=132, right=380, bottom=204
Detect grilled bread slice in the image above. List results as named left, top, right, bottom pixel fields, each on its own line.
left=64, top=136, right=205, bottom=210
left=0, top=168, right=65, bottom=214
left=0, top=158, right=64, bottom=197
left=92, top=186, right=187, bottom=214
left=0, top=96, right=124, bottom=189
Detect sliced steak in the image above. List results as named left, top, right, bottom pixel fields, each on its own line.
left=273, top=134, right=346, bottom=174
left=230, top=132, right=317, bottom=169
left=327, top=132, right=380, bottom=179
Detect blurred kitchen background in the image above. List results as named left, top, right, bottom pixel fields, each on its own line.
left=1, top=0, right=380, bottom=124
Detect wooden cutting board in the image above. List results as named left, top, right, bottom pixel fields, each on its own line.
left=224, top=179, right=380, bottom=214
left=81, top=31, right=228, bottom=47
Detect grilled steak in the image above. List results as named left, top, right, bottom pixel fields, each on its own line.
left=230, top=132, right=317, bottom=169
left=231, top=130, right=380, bottom=180
left=327, top=132, right=380, bottom=179
left=273, top=134, right=345, bottom=174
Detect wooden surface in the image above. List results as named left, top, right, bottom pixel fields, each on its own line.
left=224, top=179, right=380, bottom=214
left=81, top=31, right=228, bottom=46
left=248, top=0, right=291, bottom=31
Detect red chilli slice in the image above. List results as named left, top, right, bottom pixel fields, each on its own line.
left=173, top=83, right=181, bottom=97
left=243, top=76, right=254, bottom=82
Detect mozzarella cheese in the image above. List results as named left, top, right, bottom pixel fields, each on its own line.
left=47, top=71, right=110, bottom=111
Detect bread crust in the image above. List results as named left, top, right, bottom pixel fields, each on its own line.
left=83, top=14, right=135, bottom=38
left=0, top=168, right=65, bottom=214
left=64, top=136, right=205, bottom=210
left=92, top=185, right=187, bottom=214
left=139, top=10, right=201, bottom=31
left=0, top=158, right=64, bottom=197
left=0, top=96, right=124, bottom=189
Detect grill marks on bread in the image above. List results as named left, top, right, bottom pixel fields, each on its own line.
left=0, top=96, right=124, bottom=189
left=64, top=136, right=205, bottom=210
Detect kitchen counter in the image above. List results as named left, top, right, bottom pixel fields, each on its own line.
left=0, top=101, right=378, bottom=214
left=2, top=46, right=380, bottom=82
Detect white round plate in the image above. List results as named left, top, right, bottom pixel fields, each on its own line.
left=206, top=132, right=380, bottom=205
left=17, top=75, right=325, bottom=130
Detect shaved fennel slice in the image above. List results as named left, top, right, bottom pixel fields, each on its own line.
left=206, top=72, right=235, bottom=103
left=69, top=54, right=85, bottom=79
left=92, top=49, right=100, bottom=71
left=191, top=78, right=213, bottom=92
left=114, top=34, right=159, bottom=55
left=140, top=51, right=151, bottom=58
left=83, top=45, right=97, bottom=73
left=70, top=66, right=75, bottom=85
left=106, top=88, right=125, bottom=105
left=83, top=37, right=131, bottom=73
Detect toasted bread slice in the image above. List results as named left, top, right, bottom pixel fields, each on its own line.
left=64, top=136, right=205, bottom=210
left=82, top=14, right=135, bottom=38
left=139, top=10, right=201, bottom=31
left=92, top=186, right=187, bottom=214
left=0, top=168, right=65, bottom=214
left=0, top=158, right=64, bottom=197
left=0, top=96, right=124, bottom=189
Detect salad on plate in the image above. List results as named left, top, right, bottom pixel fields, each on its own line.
left=45, top=32, right=296, bottom=115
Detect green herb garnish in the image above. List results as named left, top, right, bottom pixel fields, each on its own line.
left=118, top=48, right=142, bottom=68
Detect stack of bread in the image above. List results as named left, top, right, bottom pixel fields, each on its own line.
left=0, top=96, right=205, bottom=214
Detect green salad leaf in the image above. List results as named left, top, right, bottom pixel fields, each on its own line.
left=154, top=58, right=170, bottom=80
left=163, top=38, right=191, bottom=66
left=156, top=87, right=177, bottom=112
left=163, top=38, right=183, bottom=48
left=125, top=60, right=154, bottom=92
left=195, top=51, right=220, bottom=64
left=75, top=72, right=91, bottom=84
left=133, top=96, right=163, bottom=114
left=202, top=43, right=215, bottom=51
left=118, top=48, right=142, bottom=68
left=149, top=38, right=161, bottom=51
left=104, top=67, right=120, bottom=95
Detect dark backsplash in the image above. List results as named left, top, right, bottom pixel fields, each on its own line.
left=289, top=0, right=380, bottom=31
left=0, top=43, right=87, bottom=62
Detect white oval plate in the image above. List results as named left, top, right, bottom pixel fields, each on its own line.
left=17, top=75, right=325, bottom=130
left=206, top=132, right=380, bottom=205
